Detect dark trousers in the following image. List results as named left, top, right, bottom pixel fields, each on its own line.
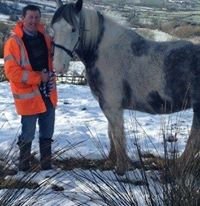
left=18, top=98, right=55, bottom=171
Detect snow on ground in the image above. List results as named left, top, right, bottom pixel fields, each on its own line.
left=0, top=1, right=195, bottom=204
left=0, top=14, right=10, bottom=21
left=0, top=61, right=192, bottom=205
left=135, top=28, right=179, bottom=41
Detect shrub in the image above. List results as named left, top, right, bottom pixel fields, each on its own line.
left=0, top=21, right=12, bottom=58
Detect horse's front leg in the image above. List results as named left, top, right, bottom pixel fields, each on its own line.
left=103, top=108, right=128, bottom=175
left=104, top=122, right=116, bottom=170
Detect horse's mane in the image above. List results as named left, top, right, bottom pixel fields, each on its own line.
left=52, top=4, right=104, bottom=55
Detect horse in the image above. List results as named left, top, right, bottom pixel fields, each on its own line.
left=51, top=0, right=200, bottom=175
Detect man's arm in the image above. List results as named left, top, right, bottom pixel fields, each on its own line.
left=4, top=37, right=46, bottom=85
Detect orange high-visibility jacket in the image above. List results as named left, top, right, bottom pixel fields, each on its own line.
left=4, top=21, right=57, bottom=115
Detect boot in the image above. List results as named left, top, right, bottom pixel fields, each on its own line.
left=17, top=141, right=32, bottom=172
left=39, top=139, right=52, bottom=170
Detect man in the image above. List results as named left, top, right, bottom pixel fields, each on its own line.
left=4, top=5, right=57, bottom=171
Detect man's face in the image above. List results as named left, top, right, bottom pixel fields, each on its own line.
left=22, top=10, right=41, bottom=33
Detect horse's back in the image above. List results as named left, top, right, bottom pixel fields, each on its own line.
left=97, top=23, right=197, bottom=114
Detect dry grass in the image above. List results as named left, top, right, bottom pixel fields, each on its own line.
left=168, top=24, right=200, bottom=38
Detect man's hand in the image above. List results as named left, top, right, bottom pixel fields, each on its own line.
left=47, top=71, right=56, bottom=93
left=41, top=69, right=49, bottom=82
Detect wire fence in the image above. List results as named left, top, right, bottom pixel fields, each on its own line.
left=0, top=62, right=6, bottom=82
left=0, top=61, right=87, bottom=85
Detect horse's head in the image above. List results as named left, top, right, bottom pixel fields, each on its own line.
left=51, top=0, right=83, bottom=74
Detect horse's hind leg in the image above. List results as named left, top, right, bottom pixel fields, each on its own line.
left=179, top=111, right=200, bottom=175
left=179, top=73, right=200, bottom=176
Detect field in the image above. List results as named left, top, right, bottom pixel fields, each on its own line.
left=0, top=1, right=199, bottom=205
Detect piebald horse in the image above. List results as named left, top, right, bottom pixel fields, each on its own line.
left=51, top=0, right=200, bottom=175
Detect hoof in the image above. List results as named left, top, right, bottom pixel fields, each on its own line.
left=104, top=157, right=134, bottom=175
left=116, top=159, right=127, bottom=176
left=104, top=159, right=115, bottom=170
left=115, top=157, right=135, bottom=176
left=115, top=165, right=126, bottom=176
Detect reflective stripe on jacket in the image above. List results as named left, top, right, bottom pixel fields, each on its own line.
left=4, top=21, right=57, bottom=115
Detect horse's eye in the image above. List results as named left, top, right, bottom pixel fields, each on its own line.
left=72, top=28, right=76, bottom=32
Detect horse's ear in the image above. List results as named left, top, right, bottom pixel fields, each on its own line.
left=75, top=0, right=83, bottom=13
left=55, top=0, right=63, bottom=8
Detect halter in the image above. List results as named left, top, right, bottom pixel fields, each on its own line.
left=53, top=36, right=80, bottom=58
left=52, top=9, right=104, bottom=61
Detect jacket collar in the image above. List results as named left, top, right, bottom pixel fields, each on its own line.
left=12, top=21, right=46, bottom=38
